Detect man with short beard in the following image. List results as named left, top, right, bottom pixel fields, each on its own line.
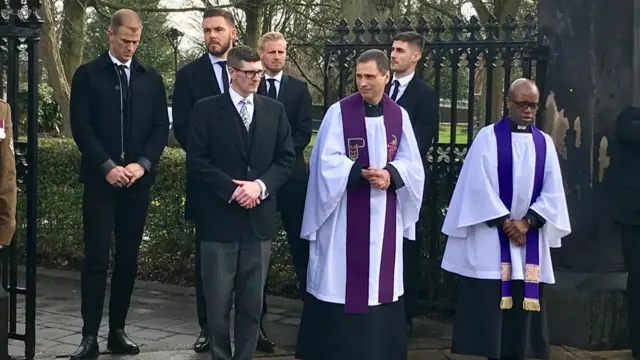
left=256, top=31, right=313, bottom=353
left=386, top=31, right=439, bottom=335
left=171, top=7, right=237, bottom=353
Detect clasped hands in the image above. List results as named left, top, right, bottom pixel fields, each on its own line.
left=105, top=163, right=145, bottom=187
left=361, top=167, right=391, bottom=190
left=502, top=219, right=530, bottom=247
left=231, top=180, right=262, bottom=209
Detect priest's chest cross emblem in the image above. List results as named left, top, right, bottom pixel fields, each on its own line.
left=347, top=138, right=366, bottom=160
left=387, top=135, right=398, bottom=160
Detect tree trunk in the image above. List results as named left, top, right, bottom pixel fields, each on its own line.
left=42, top=0, right=72, bottom=137
left=60, top=0, right=90, bottom=84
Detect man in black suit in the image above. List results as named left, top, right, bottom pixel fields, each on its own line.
left=171, top=7, right=236, bottom=352
left=187, top=45, right=296, bottom=360
left=386, top=31, right=439, bottom=335
left=68, top=9, right=169, bottom=359
left=256, top=31, right=313, bottom=352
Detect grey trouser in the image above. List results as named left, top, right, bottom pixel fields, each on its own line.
left=201, top=238, right=271, bottom=360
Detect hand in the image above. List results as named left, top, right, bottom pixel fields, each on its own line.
left=362, top=168, right=391, bottom=190
left=503, top=219, right=529, bottom=247
left=231, top=180, right=262, bottom=208
left=124, top=163, right=145, bottom=187
left=105, top=166, right=130, bottom=187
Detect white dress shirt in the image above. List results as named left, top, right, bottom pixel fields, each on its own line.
left=264, top=70, right=283, bottom=98
left=228, top=87, right=268, bottom=201
left=109, top=52, right=131, bottom=83
left=208, top=54, right=231, bottom=94
left=389, top=71, right=415, bottom=101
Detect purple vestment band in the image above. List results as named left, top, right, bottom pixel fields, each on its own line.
left=494, top=116, right=546, bottom=312
left=339, top=92, right=403, bottom=314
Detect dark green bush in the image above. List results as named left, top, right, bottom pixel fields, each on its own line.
left=13, top=138, right=297, bottom=296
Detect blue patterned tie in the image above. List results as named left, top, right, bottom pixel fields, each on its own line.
left=240, top=98, right=251, bottom=131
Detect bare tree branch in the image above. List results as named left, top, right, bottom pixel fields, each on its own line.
left=95, top=0, right=339, bottom=13
left=469, top=0, right=491, bottom=22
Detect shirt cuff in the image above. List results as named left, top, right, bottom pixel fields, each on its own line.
left=256, top=179, right=268, bottom=200
left=347, top=163, right=364, bottom=189
left=229, top=187, right=239, bottom=203
left=137, top=157, right=152, bottom=172
left=384, top=164, right=404, bottom=190
left=101, top=159, right=117, bottom=175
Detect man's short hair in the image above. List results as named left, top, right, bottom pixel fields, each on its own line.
left=259, top=31, right=286, bottom=51
left=356, top=49, right=389, bottom=74
left=227, top=45, right=261, bottom=68
left=109, top=9, right=142, bottom=33
left=393, top=31, right=425, bottom=52
left=203, top=7, right=235, bottom=28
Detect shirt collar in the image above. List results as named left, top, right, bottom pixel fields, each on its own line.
left=392, top=71, right=414, bottom=86
left=109, top=51, right=132, bottom=68
left=208, top=53, right=227, bottom=65
left=229, top=86, right=253, bottom=105
left=264, top=71, right=283, bottom=82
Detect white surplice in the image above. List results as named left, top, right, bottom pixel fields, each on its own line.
left=301, top=102, right=425, bottom=306
left=441, top=124, right=571, bottom=284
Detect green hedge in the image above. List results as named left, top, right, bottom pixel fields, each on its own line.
left=13, top=138, right=300, bottom=296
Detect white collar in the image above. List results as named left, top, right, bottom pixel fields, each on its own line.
left=264, top=71, right=283, bottom=82
left=208, top=53, right=227, bottom=65
left=229, top=86, right=254, bottom=105
left=392, top=71, right=415, bottom=86
left=109, top=51, right=132, bottom=68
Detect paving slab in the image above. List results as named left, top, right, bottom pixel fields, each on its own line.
left=1, top=267, right=628, bottom=360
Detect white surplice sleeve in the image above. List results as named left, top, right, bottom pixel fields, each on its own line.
left=529, top=133, right=572, bottom=248
left=441, top=126, right=510, bottom=238
left=300, top=103, right=354, bottom=241
left=387, top=108, right=425, bottom=239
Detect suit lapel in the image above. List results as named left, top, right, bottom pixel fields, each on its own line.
left=199, top=54, right=221, bottom=96
left=277, top=74, right=290, bottom=102
left=220, top=93, right=248, bottom=160
left=248, top=95, right=263, bottom=163
left=397, top=76, right=419, bottom=105
left=258, top=79, right=267, bottom=96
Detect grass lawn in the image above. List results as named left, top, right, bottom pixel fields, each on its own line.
left=307, top=124, right=469, bottom=149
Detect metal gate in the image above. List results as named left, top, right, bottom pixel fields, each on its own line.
left=323, top=14, right=549, bottom=315
left=0, top=1, right=42, bottom=359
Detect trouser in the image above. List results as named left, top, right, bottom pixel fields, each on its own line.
left=622, top=225, right=640, bottom=358
left=201, top=237, right=271, bottom=360
left=80, top=181, right=150, bottom=337
left=403, top=218, right=423, bottom=323
left=262, top=180, right=309, bottom=322
left=195, top=233, right=207, bottom=330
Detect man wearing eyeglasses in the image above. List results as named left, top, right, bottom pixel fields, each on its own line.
left=441, top=78, right=571, bottom=360
left=186, top=45, right=296, bottom=360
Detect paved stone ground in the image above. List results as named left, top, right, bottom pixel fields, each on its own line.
left=3, top=268, right=633, bottom=360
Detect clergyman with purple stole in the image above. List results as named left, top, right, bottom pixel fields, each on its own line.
left=294, top=49, right=425, bottom=360
left=440, top=79, right=571, bottom=360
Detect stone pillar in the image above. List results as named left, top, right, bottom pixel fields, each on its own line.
left=538, top=0, right=640, bottom=350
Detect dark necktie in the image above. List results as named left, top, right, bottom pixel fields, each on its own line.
left=390, top=79, right=400, bottom=101
left=219, top=61, right=229, bottom=93
left=116, top=64, right=130, bottom=100
left=266, top=78, right=277, bottom=99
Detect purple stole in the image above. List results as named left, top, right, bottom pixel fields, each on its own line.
left=495, top=116, right=546, bottom=312
left=339, top=92, right=403, bottom=314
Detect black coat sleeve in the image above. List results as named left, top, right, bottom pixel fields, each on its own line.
left=416, top=85, right=439, bottom=158
left=258, top=103, right=297, bottom=194
left=70, top=64, right=115, bottom=175
left=186, top=100, right=237, bottom=201
left=171, top=67, right=191, bottom=150
left=138, top=72, right=170, bottom=171
left=291, top=81, right=313, bottom=153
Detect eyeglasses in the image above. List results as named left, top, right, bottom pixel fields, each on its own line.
left=509, top=98, right=539, bottom=111
left=231, top=67, right=264, bottom=80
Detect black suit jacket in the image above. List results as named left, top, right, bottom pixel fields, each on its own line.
left=258, top=74, right=313, bottom=182
left=385, top=74, right=439, bottom=158
left=614, top=106, right=640, bottom=225
left=172, top=54, right=225, bottom=149
left=70, top=52, right=169, bottom=186
left=186, top=92, right=296, bottom=241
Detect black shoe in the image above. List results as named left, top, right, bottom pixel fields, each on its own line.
left=193, top=329, right=209, bottom=353
left=69, top=335, right=99, bottom=360
left=255, top=326, right=276, bottom=353
left=107, top=329, right=140, bottom=355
